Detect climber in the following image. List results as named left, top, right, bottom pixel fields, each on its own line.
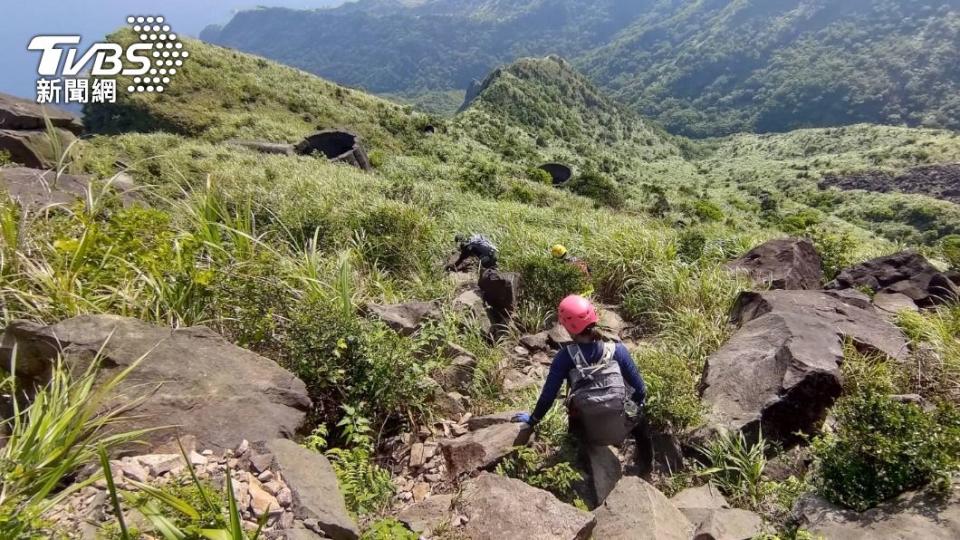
left=446, top=233, right=498, bottom=271
left=513, top=295, right=652, bottom=472
left=551, top=244, right=593, bottom=295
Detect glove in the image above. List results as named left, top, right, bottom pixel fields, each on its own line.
left=512, top=412, right=532, bottom=425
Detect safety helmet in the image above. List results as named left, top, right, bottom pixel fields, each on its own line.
left=558, top=294, right=598, bottom=336
left=551, top=244, right=568, bottom=258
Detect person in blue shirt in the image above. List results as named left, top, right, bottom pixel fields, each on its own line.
left=513, top=295, right=653, bottom=476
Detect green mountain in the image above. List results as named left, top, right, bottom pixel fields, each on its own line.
left=200, top=0, right=960, bottom=137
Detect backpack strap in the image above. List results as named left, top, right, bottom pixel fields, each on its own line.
left=566, top=342, right=614, bottom=382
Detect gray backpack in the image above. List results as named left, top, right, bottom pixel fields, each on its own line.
left=565, top=342, right=633, bottom=446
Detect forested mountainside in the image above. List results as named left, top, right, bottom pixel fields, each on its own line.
left=201, top=0, right=960, bottom=137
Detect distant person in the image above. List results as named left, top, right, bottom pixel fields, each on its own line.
left=446, top=234, right=498, bottom=271
left=513, top=295, right=652, bottom=473
left=552, top=244, right=593, bottom=295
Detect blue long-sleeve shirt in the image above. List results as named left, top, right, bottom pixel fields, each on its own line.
left=530, top=342, right=647, bottom=424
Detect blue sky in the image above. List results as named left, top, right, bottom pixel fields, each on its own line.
left=0, top=0, right=343, bottom=99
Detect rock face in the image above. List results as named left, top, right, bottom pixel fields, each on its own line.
left=295, top=130, right=371, bottom=170
left=477, top=269, right=519, bottom=317
left=671, top=485, right=763, bottom=540
left=827, top=251, right=959, bottom=308
left=593, top=477, right=694, bottom=540
left=586, top=445, right=622, bottom=505
left=0, top=167, right=141, bottom=209
left=458, top=472, right=595, bottom=540
left=795, top=483, right=960, bottom=540
left=1, top=315, right=311, bottom=452
left=0, top=128, right=78, bottom=169
left=365, top=301, right=440, bottom=336
left=699, top=290, right=907, bottom=445
left=251, top=439, right=359, bottom=540
left=440, top=422, right=531, bottom=477
left=0, top=92, right=83, bottom=133
left=727, top=238, right=823, bottom=290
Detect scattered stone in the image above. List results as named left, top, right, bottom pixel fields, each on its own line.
left=249, top=477, right=282, bottom=518
left=699, top=290, right=908, bottom=445
left=440, top=422, right=532, bottom=477
left=727, top=238, right=823, bottom=290
left=459, top=472, right=595, bottom=540
left=412, top=482, right=430, bottom=503
left=277, top=487, right=294, bottom=508
left=827, top=251, right=959, bottom=307
left=236, top=440, right=250, bottom=457
left=0, top=316, right=312, bottom=453
left=258, top=470, right=275, bottom=483
left=250, top=452, right=275, bottom=474
left=502, top=368, right=539, bottom=392
left=672, top=485, right=763, bottom=540
left=593, top=477, right=694, bottom=540
left=0, top=128, right=77, bottom=169
left=514, top=345, right=530, bottom=356
left=873, top=292, right=920, bottom=314
left=436, top=354, right=478, bottom=394
left=118, top=459, right=150, bottom=483
left=520, top=332, right=552, bottom=352
left=189, top=451, right=209, bottom=467
left=795, top=482, right=960, bottom=539
left=137, top=454, right=183, bottom=477
left=409, top=442, right=426, bottom=469
left=398, top=494, right=454, bottom=535
left=365, top=301, right=441, bottom=336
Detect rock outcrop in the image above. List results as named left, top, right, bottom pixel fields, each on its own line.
left=295, top=130, right=371, bottom=170
left=1, top=315, right=311, bottom=452
left=0, top=92, right=83, bottom=133
left=478, top=269, right=519, bottom=318
left=365, top=301, right=441, bottom=336
left=699, top=290, right=907, bottom=445
left=727, top=238, right=823, bottom=290
left=0, top=167, right=141, bottom=209
left=827, top=251, right=959, bottom=308
left=251, top=439, right=359, bottom=540
left=440, top=422, right=531, bottom=477
left=593, top=477, right=694, bottom=540
left=457, top=472, right=595, bottom=540
left=795, top=483, right=960, bottom=540
left=0, top=92, right=82, bottom=169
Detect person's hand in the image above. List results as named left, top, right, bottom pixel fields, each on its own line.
left=512, top=412, right=532, bottom=424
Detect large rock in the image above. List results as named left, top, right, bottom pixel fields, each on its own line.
left=795, top=483, right=960, bottom=540
left=457, top=472, right=595, bottom=540
left=251, top=439, right=359, bottom=540
left=440, top=422, right=531, bottom=477
left=365, top=301, right=440, bottom=336
left=478, top=269, right=519, bottom=316
left=397, top=494, right=454, bottom=536
left=435, top=351, right=478, bottom=394
left=586, top=445, right=622, bottom=505
left=0, top=167, right=141, bottom=209
left=699, top=290, right=907, bottom=445
left=1, top=315, right=311, bottom=452
left=671, top=486, right=763, bottom=540
left=0, top=128, right=78, bottom=169
left=0, top=92, right=83, bottom=133
left=827, top=251, right=959, bottom=307
left=593, top=477, right=694, bottom=540
left=465, top=410, right=523, bottom=431
left=727, top=238, right=823, bottom=290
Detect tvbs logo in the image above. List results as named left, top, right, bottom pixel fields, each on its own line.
left=29, top=15, right=188, bottom=104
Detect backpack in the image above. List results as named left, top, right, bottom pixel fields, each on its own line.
left=565, top=342, right=633, bottom=446
left=467, top=234, right=497, bottom=253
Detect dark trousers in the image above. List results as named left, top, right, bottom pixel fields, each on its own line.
left=570, top=412, right=654, bottom=479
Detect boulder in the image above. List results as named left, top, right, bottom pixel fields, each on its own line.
left=435, top=353, right=477, bottom=394
left=0, top=92, right=83, bottom=133
left=795, top=483, right=960, bottom=540
left=597, top=307, right=628, bottom=340
left=672, top=486, right=763, bottom=540
left=251, top=439, right=359, bottom=540
left=295, top=130, right=371, bottom=171
left=1, top=315, right=311, bottom=452
left=466, top=411, right=523, bottom=431
left=458, top=472, right=595, bottom=540
left=0, top=167, right=141, bottom=209
left=670, top=485, right=730, bottom=511
left=440, top=422, right=531, bottom=477
left=0, top=128, right=78, bottom=169
left=478, top=269, right=519, bottom=316
left=873, top=292, right=920, bottom=315
left=365, top=301, right=440, bottom=336
left=827, top=251, right=958, bottom=307
left=398, top=494, right=454, bottom=535
left=727, top=238, right=823, bottom=290
left=699, top=290, right=907, bottom=445
left=593, top=477, right=694, bottom=540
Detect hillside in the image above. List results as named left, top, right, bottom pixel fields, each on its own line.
left=2, top=33, right=960, bottom=540
left=201, top=0, right=960, bottom=136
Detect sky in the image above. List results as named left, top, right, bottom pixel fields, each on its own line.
left=0, top=0, right=343, bottom=100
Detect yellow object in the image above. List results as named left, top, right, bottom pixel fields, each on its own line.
left=551, top=244, right=568, bottom=258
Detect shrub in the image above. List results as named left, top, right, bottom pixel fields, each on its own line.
left=634, top=350, right=703, bottom=431
left=781, top=209, right=822, bottom=234
left=355, top=203, right=434, bottom=274
left=326, top=447, right=395, bottom=516
left=526, top=167, right=553, bottom=185
left=696, top=430, right=769, bottom=510
left=459, top=157, right=505, bottom=198
left=495, top=445, right=584, bottom=506
left=565, top=171, right=622, bottom=209
left=512, top=255, right=591, bottom=313
left=806, top=226, right=858, bottom=280
left=812, top=390, right=960, bottom=511
left=692, top=199, right=724, bottom=222
left=361, top=518, right=419, bottom=540
left=940, top=234, right=960, bottom=269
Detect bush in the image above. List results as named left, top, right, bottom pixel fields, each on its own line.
left=692, top=199, right=724, bottom=222
left=526, top=167, right=553, bottom=185
left=459, top=157, right=505, bottom=198
left=565, top=171, right=622, bottom=209
left=940, top=234, right=960, bottom=269
left=326, top=447, right=395, bottom=516
left=495, top=445, right=584, bottom=506
left=634, top=350, right=703, bottom=430
left=355, top=202, right=434, bottom=274
left=512, top=255, right=591, bottom=313
left=361, top=518, right=419, bottom=540
left=781, top=209, right=822, bottom=234
left=812, top=390, right=960, bottom=511
left=806, top=226, right=858, bottom=280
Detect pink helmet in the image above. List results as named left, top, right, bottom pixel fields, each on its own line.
left=558, top=294, right=598, bottom=336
